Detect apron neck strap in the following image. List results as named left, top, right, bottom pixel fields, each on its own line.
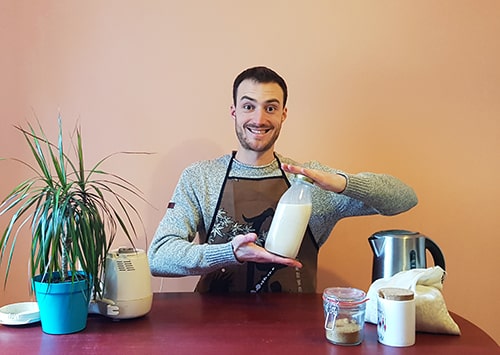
left=229, top=150, right=287, bottom=180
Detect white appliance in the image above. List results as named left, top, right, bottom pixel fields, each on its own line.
left=89, top=247, right=153, bottom=319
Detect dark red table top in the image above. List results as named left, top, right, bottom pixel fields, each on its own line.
left=0, top=292, right=498, bottom=354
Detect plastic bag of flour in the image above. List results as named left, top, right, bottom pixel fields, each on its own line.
left=365, top=266, right=460, bottom=335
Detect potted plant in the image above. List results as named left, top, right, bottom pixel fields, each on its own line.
left=0, top=117, right=147, bottom=334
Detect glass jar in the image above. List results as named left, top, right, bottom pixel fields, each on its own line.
left=323, top=287, right=367, bottom=346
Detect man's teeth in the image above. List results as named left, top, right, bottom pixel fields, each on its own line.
left=248, top=128, right=269, bottom=134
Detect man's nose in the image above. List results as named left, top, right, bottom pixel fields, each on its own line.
left=253, top=107, right=266, bottom=123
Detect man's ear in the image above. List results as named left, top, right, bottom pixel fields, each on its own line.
left=230, top=105, right=236, bottom=119
left=281, top=107, right=288, bottom=122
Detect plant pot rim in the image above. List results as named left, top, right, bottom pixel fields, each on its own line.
left=32, top=271, right=90, bottom=284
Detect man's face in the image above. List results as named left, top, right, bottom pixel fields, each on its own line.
left=231, top=79, right=287, bottom=154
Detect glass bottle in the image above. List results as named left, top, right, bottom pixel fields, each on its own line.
left=264, top=174, right=313, bottom=259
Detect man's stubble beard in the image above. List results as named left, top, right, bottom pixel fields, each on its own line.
left=235, top=124, right=281, bottom=153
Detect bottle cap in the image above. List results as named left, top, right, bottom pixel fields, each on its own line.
left=295, top=173, right=314, bottom=184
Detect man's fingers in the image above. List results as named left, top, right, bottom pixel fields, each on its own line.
left=233, top=233, right=257, bottom=246
left=269, top=253, right=303, bottom=268
left=232, top=233, right=303, bottom=268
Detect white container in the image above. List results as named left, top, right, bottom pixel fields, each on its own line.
left=265, top=174, right=313, bottom=258
left=377, top=287, right=415, bottom=347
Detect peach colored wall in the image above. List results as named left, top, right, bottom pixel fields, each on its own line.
left=1, top=1, right=498, bottom=343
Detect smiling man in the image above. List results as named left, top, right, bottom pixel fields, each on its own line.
left=148, top=66, right=418, bottom=293
left=231, top=76, right=287, bottom=164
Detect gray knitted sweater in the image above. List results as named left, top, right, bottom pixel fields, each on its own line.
left=148, top=153, right=417, bottom=277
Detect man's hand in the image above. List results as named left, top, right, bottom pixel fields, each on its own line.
left=231, top=233, right=303, bottom=268
left=281, top=163, right=347, bottom=193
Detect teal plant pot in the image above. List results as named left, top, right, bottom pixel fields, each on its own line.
left=33, top=272, right=91, bottom=335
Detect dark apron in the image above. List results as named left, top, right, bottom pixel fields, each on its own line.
left=195, top=152, right=318, bottom=293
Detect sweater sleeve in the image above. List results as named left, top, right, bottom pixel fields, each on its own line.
left=301, top=159, right=418, bottom=216
left=340, top=171, right=418, bottom=216
left=297, top=160, right=418, bottom=247
left=147, top=161, right=240, bottom=277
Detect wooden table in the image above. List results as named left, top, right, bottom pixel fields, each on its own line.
left=0, top=293, right=498, bottom=354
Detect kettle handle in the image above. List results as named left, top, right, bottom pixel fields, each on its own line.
left=425, top=237, right=446, bottom=270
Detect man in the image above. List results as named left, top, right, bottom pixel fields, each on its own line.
left=148, top=66, right=417, bottom=293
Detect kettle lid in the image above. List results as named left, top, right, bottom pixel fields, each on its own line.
left=370, top=229, right=421, bottom=239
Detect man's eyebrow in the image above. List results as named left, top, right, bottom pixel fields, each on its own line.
left=240, top=95, right=256, bottom=102
left=239, top=96, right=281, bottom=105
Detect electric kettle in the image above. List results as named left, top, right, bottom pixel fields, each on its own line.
left=368, top=229, right=446, bottom=282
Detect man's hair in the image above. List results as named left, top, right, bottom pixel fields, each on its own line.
left=232, top=66, right=288, bottom=107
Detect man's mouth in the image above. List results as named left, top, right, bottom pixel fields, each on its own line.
left=247, top=127, right=271, bottom=135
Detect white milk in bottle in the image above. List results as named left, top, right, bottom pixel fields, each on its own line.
left=265, top=174, right=313, bottom=258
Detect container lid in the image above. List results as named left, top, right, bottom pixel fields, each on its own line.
left=370, top=229, right=420, bottom=239
left=378, top=287, right=414, bottom=301
left=323, top=287, right=367, bottom=306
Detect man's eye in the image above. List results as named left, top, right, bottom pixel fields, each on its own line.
left=243, top=104, right=254, bottom=110
left=266, top=106, right=277, bottom=113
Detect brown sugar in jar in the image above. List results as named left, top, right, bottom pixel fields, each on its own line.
left=326, top=317, right=362, bottom=344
